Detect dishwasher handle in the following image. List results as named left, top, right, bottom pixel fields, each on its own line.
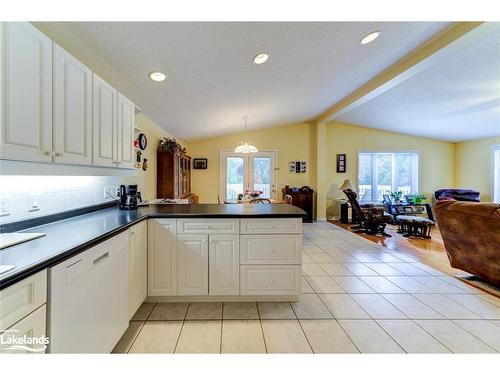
left=93, top=252, right=110, bottom=265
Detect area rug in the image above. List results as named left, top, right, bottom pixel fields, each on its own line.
left=455, top=275, right=500, bottom=298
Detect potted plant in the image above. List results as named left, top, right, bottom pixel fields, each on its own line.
left=408, top=193, right=426, bottom=204
left=390, top=191, right=403, bottom=204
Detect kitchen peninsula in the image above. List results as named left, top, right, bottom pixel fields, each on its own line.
left=0, top=203, right=305, bottom=353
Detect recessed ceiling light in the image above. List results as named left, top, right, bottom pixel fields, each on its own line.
left=253, top=53, right=269, bottom=65
left=149, top=71, right=166, bottom=82
left=360, top=31, right=381, bottom=45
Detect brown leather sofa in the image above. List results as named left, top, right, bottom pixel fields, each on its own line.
left=435, top=200, right=500, bottom=286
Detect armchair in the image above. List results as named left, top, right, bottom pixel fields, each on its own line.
left=343, top=189, right=392, bottom=237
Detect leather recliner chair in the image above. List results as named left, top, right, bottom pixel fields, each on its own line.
left=435, top=200, right=500, bottom=286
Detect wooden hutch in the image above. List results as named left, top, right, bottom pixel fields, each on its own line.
left=157, top=150, right=195, bottom=200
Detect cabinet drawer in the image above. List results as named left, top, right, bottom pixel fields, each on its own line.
left=0, top=270, right=47, bottom=332
left=240, top=235, right=302, bottom=265
left=240, top=218, right=302, bottom=234
left=177, top=219, right=239, bottom=235
left=240, top=265, right=301, bottom=295
left=0, top=305, right=46, bottom=353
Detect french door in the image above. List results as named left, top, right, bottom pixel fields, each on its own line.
left=220, top=151, right=277, bottom=200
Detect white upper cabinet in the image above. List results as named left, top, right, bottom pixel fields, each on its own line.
left=117, top=93, right=135, bottom=169
left=53, top=43, right=92, bottom=165
left=0, top=22, right=53, bottom=163
left=92, top=73, right=118, bottom=167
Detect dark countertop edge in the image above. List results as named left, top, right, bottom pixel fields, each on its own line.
left=0, top=214, right=148, bottom=290
left=0, top=208, right=306, bottom=290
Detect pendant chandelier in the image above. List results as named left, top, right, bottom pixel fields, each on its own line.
left=234, top=116, right=258, bottom=153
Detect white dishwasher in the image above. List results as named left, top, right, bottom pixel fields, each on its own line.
left=48, top=231, right=129, bottom=353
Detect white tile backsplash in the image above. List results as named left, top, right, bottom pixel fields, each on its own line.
left=0, top=176, right=122, bottom=224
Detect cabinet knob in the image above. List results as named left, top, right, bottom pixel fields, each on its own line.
left=269, top=279, right=274, bottom=284
left=55, top=152, right=63, bottom=157
left=42, top=150, right=51, bottom=156
left=268, top=248, right=274, bottom=253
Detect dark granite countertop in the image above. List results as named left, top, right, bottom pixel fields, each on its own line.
left=0, top=204, right=305, bottom=290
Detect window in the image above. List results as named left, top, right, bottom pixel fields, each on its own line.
left=493, top=146, right=500, bottom=203
left=357, top=151, right=420, bottom=202
left=220, top=151, right=277, bottom=200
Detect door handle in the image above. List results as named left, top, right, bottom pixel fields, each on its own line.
left=93, top=252, right=109, bottom=265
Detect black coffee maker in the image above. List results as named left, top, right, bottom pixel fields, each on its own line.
left=119, top=184, right=139, bottom=210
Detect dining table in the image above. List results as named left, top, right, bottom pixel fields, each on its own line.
left=223, top=198, right=286, bottom=204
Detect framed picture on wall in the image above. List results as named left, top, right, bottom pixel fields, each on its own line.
left=336, top=154, right=346, bottom=173
left=193, top=158, right=208, bottom=169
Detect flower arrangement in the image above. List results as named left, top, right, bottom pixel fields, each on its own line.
left=243, top=189, right=263, bottom=199
left=159, top=137, right=186, bottom=154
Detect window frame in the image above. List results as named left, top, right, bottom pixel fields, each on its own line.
left=356, top=149, right=422, bottom=203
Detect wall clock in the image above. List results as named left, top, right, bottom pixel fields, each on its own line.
left=138, top=133, right=148, bottom=150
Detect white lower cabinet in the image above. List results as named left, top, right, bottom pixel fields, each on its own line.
left=49, top=231, right=129, bottom=353
left=209, top=235, right=239, bottom=295
left=148, top=218, right=302, bottom=298
left=0, top=270, right=47, bottom=354
left=148, top=219, right=178, bottom=296
left=129, top=221, right=147, bottom=319
left=178, top=235, right=209, bottom=295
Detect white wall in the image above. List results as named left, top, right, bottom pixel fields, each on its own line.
left=0, top=176, right=122, bottom=225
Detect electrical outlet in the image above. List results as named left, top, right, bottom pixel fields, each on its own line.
left=28, top=194, right=40, bottom=212
left=0, top=197, right=10, bottom=217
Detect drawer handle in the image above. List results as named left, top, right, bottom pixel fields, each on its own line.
left=269, top=279, right=274, bottom=284
left=66, top=258, right=83, bottom=269
left=93, top=252, right=109, bottom=265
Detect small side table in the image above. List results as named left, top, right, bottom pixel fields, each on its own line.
left=340, top=203, right=358, bottom=224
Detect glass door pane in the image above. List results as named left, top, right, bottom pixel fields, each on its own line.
left=226, top=157, right=245, bottom=199
left=376, top=153, right=393, bottom=201
left=252, top=157, right=271, bottom=198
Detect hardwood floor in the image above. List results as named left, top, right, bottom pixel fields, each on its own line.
left=328, top=220, right=471, bottom=277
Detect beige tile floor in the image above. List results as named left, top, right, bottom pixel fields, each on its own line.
left=113, top=222, right=500, bottom=354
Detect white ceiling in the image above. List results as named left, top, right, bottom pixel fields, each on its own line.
left=33, top=22, right=449, bottom=140
left=334, top=22, right=500, bottom=142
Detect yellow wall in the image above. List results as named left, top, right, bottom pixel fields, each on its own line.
left=455, top=136, right=500, bottom=202
left=325, top=122, right=456, bottom=218
left=124, top=113, right=181, bottom=200
left=187, top=123, right=312, bottom=203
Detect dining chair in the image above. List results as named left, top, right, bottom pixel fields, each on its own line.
left=250, top=198, right=271, bottom=204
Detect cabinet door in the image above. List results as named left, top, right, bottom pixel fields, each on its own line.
left=92, top=73, right=117, bottom=167
left=53, top=43, right=92, bottom=165
left=148, top=219, right=178, bottom=296
left=117, top=93, right=135, bottom=169
left=0, top=22, right=52, bottom=163
left=209, top=235, right=239, bottom=295
left=177, top=235, right=208, bottom=295
left=0, top=305, right=47, bottom=353
left=129, top=220, right=147, bottom=319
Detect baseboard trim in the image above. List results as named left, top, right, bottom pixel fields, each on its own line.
left=146, top=295, right=300, bottom=302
